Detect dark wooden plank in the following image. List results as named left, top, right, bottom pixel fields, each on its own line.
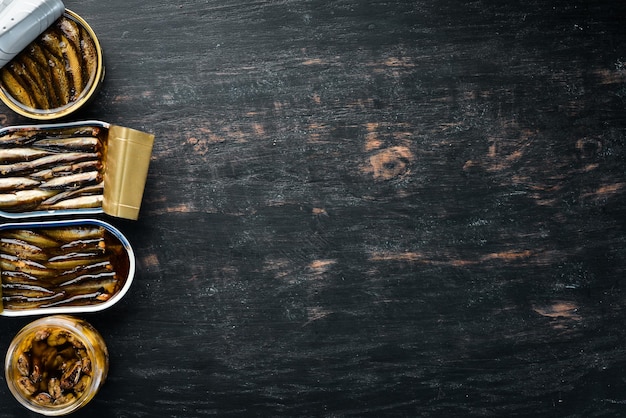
left=0, top=0, right=625, bottom=416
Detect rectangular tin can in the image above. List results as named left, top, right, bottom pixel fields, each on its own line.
left=0, top=120, right=154, bottom=220
left=0, top=218, right=135, bottom=317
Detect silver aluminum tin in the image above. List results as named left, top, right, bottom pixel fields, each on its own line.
left=0, top=218, right=135, bottom=317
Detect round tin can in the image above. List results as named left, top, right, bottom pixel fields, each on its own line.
left=5, top=315, right=109, bottom=415
left=0, top=9, right=105, bottom=120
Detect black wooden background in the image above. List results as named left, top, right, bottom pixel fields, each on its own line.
left=0, top=0, right=625, bottom=416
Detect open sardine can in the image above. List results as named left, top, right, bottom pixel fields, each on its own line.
left=0, top=218, right=135, bottom=317
left=0, top=1, right=105, bottom=120
left=0, top=120, right=154, bottom=220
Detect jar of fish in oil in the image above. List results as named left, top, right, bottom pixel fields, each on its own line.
left=4, top=315, right=109, bottom=415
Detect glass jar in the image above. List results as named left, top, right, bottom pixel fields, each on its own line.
left=4, top=315, right=109, bottom=415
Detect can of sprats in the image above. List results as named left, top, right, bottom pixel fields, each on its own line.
left=0, top=120, right=154, bottom=220
left=0, top=9, right=105, bottom=120
left=0, top=219, right=135, bottom=317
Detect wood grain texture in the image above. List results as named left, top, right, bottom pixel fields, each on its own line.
left=0, top=0, right=625, bottom=416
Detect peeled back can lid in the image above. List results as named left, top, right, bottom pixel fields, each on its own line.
left=0, top=0, right=65, bottom=69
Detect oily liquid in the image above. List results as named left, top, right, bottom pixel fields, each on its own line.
left=0, top=225, right=130, bottom=311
